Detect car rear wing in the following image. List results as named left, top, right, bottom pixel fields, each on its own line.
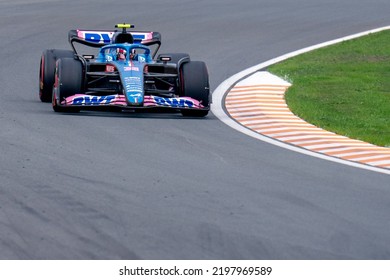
left=68, top=29, right=162, bottom=57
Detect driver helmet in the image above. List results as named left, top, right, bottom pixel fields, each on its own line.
left=117, top=48, right=126, bottom=60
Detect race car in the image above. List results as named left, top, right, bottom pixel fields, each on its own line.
left=39, top=24, right=210, bottom=117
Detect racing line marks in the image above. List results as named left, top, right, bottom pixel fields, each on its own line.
left=225, top=72, right=390, bottom=170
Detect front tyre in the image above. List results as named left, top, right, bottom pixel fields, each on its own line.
left=180, top=61, right=210, bottom=117
left=52, top=58, right=83, bottom=113
left=39, top=49, right=74, bottom=102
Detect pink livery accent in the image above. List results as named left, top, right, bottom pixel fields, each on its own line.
left=62, top=94, right=127, bottom=106
left=76, top=30, right=154, bottom=44
left=61, top=94, right=204, bottom=109
left=144, top=96, right=204, bottom=108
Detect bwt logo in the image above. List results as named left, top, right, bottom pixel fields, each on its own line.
left=84, top=32, right=112, bottom=43
left=72, top=95, right=115, bottom=105
left=153, top=97, right=195, bottom=108
left=83, top=32, right=147, bottom=44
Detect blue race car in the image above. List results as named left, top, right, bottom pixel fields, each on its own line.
left=39, top=24, right=210, bottom=117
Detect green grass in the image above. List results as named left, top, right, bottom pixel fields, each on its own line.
left=269, top=30, right=390, bottom=147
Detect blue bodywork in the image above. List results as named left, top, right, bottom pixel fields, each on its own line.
left=95, top=43, right=153, bottom=106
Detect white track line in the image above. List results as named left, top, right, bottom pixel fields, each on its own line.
left=211, top=26, right=390, bottom=175
left=224, top=74, right=390, bottom=169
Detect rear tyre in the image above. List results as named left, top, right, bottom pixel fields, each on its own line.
left=52, top=58, right=83, bottom=113
left=39, top=49, right=74, bottom=102
left=180, top=61, right=210, bottom=117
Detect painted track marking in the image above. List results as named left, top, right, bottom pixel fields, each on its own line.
left=225, top=72, right=390, bottom=170
left=212, top=26, right=390, bottom=175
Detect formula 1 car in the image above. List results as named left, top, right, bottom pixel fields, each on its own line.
left=39, top=24, right=210, bottom=117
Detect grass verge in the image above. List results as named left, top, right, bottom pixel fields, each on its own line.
left=268, top=30, right=390, bottom=147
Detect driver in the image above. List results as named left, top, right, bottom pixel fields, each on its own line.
left=117, top=48, right=126, bottom=60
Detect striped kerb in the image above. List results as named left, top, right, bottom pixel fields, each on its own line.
left=225, top=73, right=390, bottom=170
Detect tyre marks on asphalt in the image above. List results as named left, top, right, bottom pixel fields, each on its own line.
left=225, top=72, right=390, bottom=170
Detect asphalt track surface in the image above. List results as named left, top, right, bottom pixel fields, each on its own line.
left=1, top=0, right=390, bottom=259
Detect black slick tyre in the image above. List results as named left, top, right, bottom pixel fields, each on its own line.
left=39, top=49, right=74, bottom=102
left=52, top=58, right=83, bottom=113
left=180, top=61, right=210, bottom=117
